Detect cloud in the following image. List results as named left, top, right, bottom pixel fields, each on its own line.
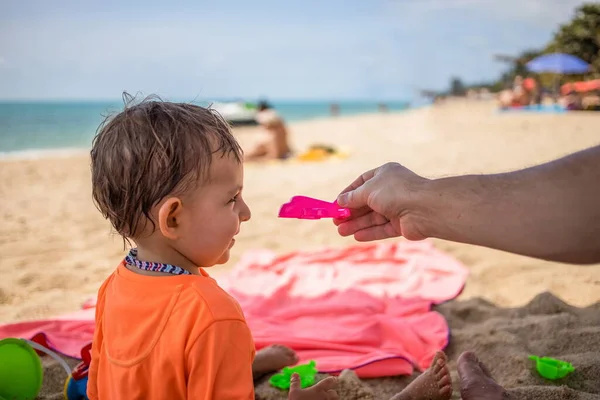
left=387, top=0, right=586, bottom=27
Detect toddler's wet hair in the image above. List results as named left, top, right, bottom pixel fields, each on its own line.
left=91, top=93, right=242, bottom=239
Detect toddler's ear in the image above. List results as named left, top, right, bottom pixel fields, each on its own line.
left=157, top=197, right=183, bottom=240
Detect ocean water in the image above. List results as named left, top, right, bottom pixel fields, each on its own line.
left=0, top=100, right=412, bottom=157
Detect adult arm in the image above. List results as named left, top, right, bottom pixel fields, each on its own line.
left=336, top=145, right=600, bottom=264
left=422, top=145, right=600, bottom=264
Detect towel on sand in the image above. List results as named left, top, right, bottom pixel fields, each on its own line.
left=218, top=240, right=467, bottom=303
left=0, top=240, right=468, bottom=378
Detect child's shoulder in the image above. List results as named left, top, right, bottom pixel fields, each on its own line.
left=98, top=269, right=118, bottom=297
left=182, top=278, right=246, bottom=322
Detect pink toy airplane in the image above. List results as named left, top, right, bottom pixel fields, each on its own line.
left=278, top=196, right=351, bottom=220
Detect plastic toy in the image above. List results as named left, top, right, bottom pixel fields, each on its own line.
left=0, top=338, right=43, bottom=400
left=529, top=355, right=575, bottom=380
left=278, top=196, right=350, bottom=220
left=0, top=337, right=71, bottom=400
left=64, top=343, right=92, bottom=400
left=269, top=360, right=318, bottom=390
left=0, top=337, right=91, bottom=400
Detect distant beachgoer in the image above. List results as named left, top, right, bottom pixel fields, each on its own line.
left=245, top=100, right=293, bottom=161
left=563, top=91, right=583, bottom=110
left=512, top=75, right=523, bottom=93
left=498, top=76, right=535, bottom=108
left=330, top=103, right=340, bottom=116
left=497, top=89, right=513, bottom=108
left=509, top=75, right=533, bottom=107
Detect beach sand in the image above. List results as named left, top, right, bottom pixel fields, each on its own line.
left=2, top=100, right=600, bottom=398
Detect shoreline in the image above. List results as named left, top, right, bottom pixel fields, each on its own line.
left=0, top=108, right=417, bottom=162
left=0, top=147, right=90, bottom=162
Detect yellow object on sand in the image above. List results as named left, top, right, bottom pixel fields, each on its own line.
left=258, top=145, right=349, bottom=166
left=295, top=145, right=349, bottom=162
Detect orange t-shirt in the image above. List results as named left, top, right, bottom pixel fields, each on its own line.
left=87, top=262, right=255, bottom=399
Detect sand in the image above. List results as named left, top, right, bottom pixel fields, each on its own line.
left=254, top=292, right=600, bottom=400
left=2, top=99, right=600, bottom=398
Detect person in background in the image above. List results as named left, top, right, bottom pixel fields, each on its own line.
left=245, top=100, right=293, bottom=161
left=330, top=103, right=340, bottom=116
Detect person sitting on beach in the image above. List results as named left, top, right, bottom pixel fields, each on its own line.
left=244, top=100, right=293, bottom=161
left=498, top=75, right=536, bottom=109
left=562, top=90, right=583, bottom=110
left=86, top=96, right=338, bottom=400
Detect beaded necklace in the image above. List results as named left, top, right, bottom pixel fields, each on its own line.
left=125, top=248, right=192, bottom=275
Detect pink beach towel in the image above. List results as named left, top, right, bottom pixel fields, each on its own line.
left=218, top=240, right=467, bottom=303
left=0, top=240, right=468, bottom=378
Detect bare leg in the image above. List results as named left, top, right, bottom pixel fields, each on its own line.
left=390, top=352, right=452, bottom=400
left=252, top=344, right=299, bottom=380
left=457, top=351, right=509, bottom=400
left=270, top=123, right=292, bottom=159
left=244, top=142, right=269, bottom=162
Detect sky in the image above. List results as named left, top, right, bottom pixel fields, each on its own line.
left=0, top=0, right=590, bottom=101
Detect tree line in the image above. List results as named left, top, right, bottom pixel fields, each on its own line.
left=446, top=3, right=599, bottom=96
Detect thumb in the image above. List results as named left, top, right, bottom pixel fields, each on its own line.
left=289, top=373, right=301, bottom=392
left=337, top=184, right=368, bottom=209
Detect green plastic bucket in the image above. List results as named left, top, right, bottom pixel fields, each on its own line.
left=0, top=338, right=44, bottom=400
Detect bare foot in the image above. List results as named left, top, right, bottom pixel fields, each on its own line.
left=288, top=373, right=338, bottom=400
left=457, top=351, right=509, bottom=400
left=390, top=351, right=452, bottom=400
left=253, top=344, right=299, bottom=379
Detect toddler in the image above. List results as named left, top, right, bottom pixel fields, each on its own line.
left=87, top=96, right=338, bottom=399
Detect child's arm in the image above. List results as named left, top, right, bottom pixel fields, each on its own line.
left=187, top=319, right=255, bottom=399
left=86, top=279, right=110, bottom=400
left=86, top=322, right=101, bottom=400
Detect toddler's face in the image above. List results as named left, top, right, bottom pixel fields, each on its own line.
left=176, top=154, right=251, bottom=267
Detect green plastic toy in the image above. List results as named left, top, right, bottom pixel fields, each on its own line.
left=529, top=355, right=575, bottom=380
left=269, top=360, right=318, bottom=390
left=0, top=337, right=73, bottom=400
left=0, top=338, right=44, bottom=400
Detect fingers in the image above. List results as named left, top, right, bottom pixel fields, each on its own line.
left=333, top=206, right=371, bottom=226
left=337, top=183, right=369, bottom=209
left=337, top=168, right=377, bottom=197
left=337, top=168, right=380, bottom=209
left=353, top=223, right=399, bottom=242
left=326, top=389, right=339, bottom=399
left=289, top=373, right=301, bottom=393
left=336, top=211, right=389, bottom=236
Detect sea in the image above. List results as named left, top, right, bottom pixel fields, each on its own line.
left=0, top=99, right=414, bottom=159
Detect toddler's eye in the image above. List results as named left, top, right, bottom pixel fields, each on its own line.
left=229, top=194, right=239, bottom=203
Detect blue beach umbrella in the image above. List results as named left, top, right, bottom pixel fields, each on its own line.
left=526, top=53, right=590, bottom=74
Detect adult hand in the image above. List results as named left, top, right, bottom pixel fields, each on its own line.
left=334, top=162, right=431, bottom=242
